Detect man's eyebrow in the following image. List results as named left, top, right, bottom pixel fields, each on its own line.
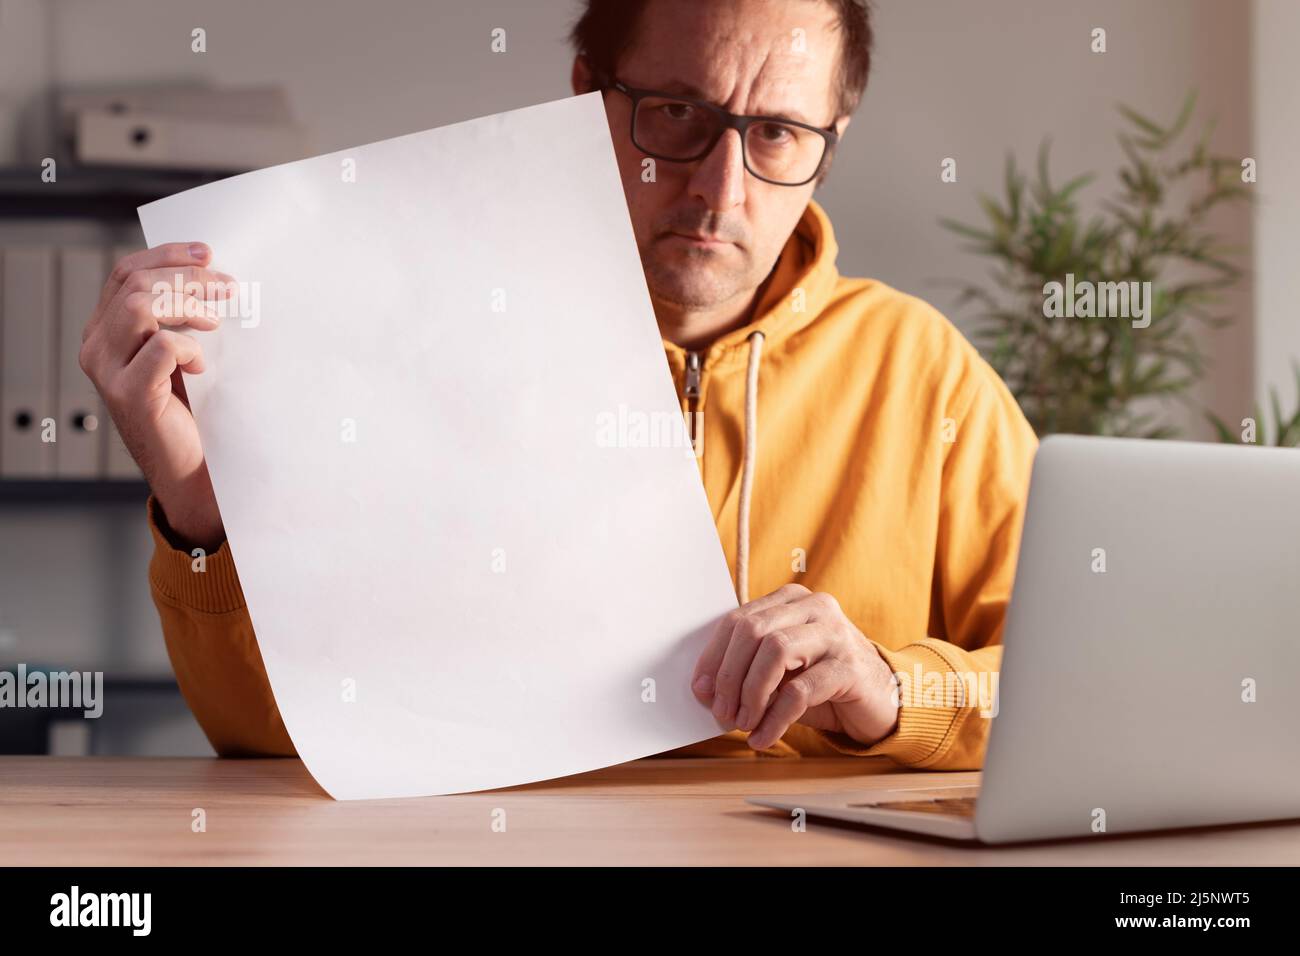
left=653, top=79, right=817, bottom=126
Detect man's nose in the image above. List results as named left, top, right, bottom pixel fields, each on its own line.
left=687, top=128, right=747, bottom=213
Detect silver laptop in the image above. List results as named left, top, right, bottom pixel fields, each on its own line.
left=749, top=435, right=1300, bottom=843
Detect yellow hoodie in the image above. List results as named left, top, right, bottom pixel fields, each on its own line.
left=147, top=199, right=1037, bottom=771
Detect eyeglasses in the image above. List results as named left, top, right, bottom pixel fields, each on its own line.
left=597, top=74, right=838, bottom=187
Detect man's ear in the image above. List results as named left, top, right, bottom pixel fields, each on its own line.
left=572, top=55, right=595, bottom=96
left=834, top=115, right=852, bottom=139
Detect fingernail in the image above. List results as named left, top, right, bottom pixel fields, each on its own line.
left=712, top=696, right=728, bottom=719
left=692, top=675, right=714, bottom=695
left=736, top=706, right=750, bottom=729
left=189, top=243, right=209, bottom=259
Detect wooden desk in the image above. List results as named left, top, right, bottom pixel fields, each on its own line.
left=2, top=756, right=1297, bottom=865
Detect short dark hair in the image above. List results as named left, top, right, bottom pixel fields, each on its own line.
left=568, top=0, right=875, bottom=119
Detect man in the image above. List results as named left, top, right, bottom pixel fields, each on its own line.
left=79, top=0, right=1036, bottom=769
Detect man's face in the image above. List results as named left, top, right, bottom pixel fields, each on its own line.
left=585, top=0, right=845, bottom=313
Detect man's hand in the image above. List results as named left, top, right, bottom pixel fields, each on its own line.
left=79, top=242, right=231, bottom=551
left=691, top=583, right=899, bottom=751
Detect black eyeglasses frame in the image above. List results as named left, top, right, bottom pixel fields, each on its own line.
left=596, top=74, right=839, bottom=188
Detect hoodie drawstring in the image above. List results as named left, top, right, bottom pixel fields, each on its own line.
left=735, top=330, right=765, bottom=604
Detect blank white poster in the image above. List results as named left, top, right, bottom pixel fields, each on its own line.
left=138, top=93, right=736, bottom=799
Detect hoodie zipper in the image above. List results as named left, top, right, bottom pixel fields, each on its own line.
left=683, top=350, right=702, bottom=455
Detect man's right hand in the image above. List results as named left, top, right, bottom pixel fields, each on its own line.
left=79, top=241, right=233, bottom=553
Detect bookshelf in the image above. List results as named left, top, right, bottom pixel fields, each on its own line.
left=0, top=165, right=226, bottom=755
left=0, top=165, right=227, bottom=504
left=0, top=478, right=149, bottom=504
left=0, top=165, right=229, bottom=219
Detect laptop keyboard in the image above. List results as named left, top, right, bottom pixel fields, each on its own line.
left=849, top=788, right=980, bottom=817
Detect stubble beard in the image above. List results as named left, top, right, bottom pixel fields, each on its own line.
left=642, top=244, right=754, bottom=311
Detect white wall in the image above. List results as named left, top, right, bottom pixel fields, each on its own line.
left=39, top=0, right=577, bottom=156
left=0, top=0, right=53, bottom=160
left=1252, top=0, right=1300, bottom=417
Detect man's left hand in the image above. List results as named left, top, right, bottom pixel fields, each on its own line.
left=691, top=583, right=900, bottom=750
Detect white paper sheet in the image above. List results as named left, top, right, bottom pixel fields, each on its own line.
left=138, top=93, right=737, bottom=799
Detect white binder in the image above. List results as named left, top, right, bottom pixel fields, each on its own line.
left=59, top=86, right=295, bottom=126
left=75, top=110, right=308, bottom=172
left=1, top=246, right=58, bottom=477
left=56, top=247, right=107, bottom=478
left=104, top=244, right=143, bottom=479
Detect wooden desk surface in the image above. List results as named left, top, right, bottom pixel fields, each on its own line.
left=3, top=756, right=1297, bottom=865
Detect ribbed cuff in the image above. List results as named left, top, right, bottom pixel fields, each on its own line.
left=146, top=495, right=246, bottom=613
left=811, top=642, right=963, bottom=765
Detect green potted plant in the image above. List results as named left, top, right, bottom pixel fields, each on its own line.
left=1207, top=363, right=1300, bottom=447
left=940, top=92, right=1250, bottom=437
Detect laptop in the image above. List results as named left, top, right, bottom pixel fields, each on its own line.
left=748, top=435, right=1300, bottom=843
